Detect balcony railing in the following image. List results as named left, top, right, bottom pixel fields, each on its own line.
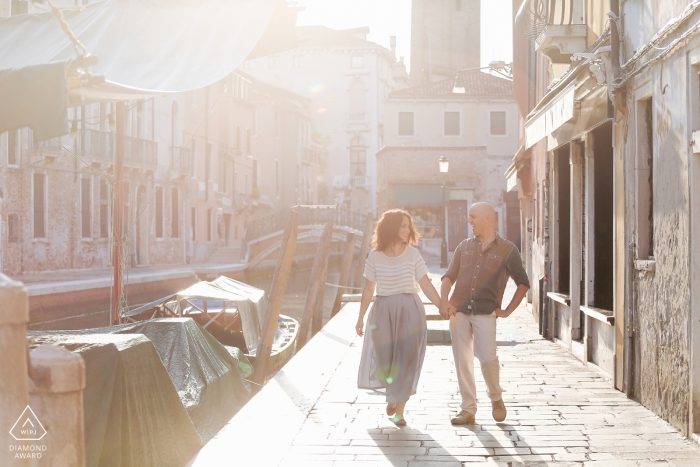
left=124, top=136, right=157, bottom=167
left=79, top=129, right=113, bottom=160
left=352, top=175, right=369, bottom=189
left=171, top=146, right=192, bottom=173
left=515, top=0, right=586, bottom=63
left=32, top=136, right=62, bottom=154
left=347, top=112, right=368, bottom=123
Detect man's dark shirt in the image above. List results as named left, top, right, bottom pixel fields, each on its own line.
left=442, top=234, right=530, bottom=315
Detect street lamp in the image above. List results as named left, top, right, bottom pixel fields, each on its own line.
left=439, top=155, right=449, bottom=268
left=452, top=61, right=513, bottom=94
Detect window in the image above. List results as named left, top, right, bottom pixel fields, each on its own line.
left=8, top=213, right=19, bottom=243
left=235, top=126, right=241, bottom=151
left=267, top=55, right=280, bottom=68
left=246, top=129, right=251, bottom=154
left=351, top=56, right=363, bottom=68
left=155, top=187, right=163, bottom=238
left=191, top=207, right=196, bottom=242
left=221, top=160, right=229, bottom=193
left=8, top=130, right=18, bottom=166
left=398, top=112, right=415, bottom=136
left=190, top=138, right=197, bottom=177
left=349, top=80, right=366, bottom=120
left=206, top=142, right=212, bottom=180
left=100, top=178, right=109, bottom=238
left=81, top=178, right=92, bottom=238
left=252, top=159, right=258, bottom=191
left=293, top=55, right=305, bottom=68
left=33, top=173, right=46, bottom=238
left=444, top=111, right=461, bottom=136
left=490, top=111, right=507, bottom=135
left=243, top=60, right=254, bottom=69
left=171, top=188, right=179, bottom=238
left=220, top=76, right=231, bottom=94
left=207, top=208, right=212, bottom=242
left=350, top=136, right=366, bottom=177
left=275, top=160, right=280, bottom=197
left=253, top=110, right=258, bottom=137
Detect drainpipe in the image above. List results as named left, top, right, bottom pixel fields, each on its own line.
left=626, top=242, right=636, bottom=398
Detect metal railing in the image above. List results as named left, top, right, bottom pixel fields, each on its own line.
left=347, top=112, right=368, bottom=123
left=515, top=0, right=584, bottom=38
left=352, top=176, right=369, bottom=189
left=32, top=136, right=62, bottom=153
left=124, top=136, right=157, bottom=166
left=243, top=205, right=366, bottom=244
left=80, top=129, right=113, bottom=160
left=171, top=146, right=192, bottom=173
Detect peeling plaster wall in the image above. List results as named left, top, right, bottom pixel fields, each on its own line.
left=622, top=0, right=696, bottom=434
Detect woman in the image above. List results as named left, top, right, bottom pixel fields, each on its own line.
left=356, top=209, right=442, bottom=426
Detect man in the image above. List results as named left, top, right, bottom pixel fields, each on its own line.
left=439, top=202, right=530, bottom=425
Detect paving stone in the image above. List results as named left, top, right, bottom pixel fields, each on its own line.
left=190, top=276, right=700, bottom=466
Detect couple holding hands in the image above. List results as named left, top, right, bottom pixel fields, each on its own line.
left=356, top=203, right=530, bottom=426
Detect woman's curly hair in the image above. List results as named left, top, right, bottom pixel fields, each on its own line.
left=371, top=209, right=420, bottom=251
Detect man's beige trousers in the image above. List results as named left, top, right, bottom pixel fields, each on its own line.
left=449, top=311, right=502, bottom=413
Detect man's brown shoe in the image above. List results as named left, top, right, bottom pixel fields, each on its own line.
left=491, top=399, right=506, bottom=422
left=450, top=410, right=475, bottom=425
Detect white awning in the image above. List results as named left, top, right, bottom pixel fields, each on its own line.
left=0, top=0, right=286, bottom=139
left=524, top=82, right=576, bottom=149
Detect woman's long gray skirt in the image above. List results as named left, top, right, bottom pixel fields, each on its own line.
left=357, top=293, right=427, bottom=403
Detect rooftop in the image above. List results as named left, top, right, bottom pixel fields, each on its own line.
left=390, top=70, right=514, bottom=99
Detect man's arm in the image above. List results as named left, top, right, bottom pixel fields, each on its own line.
left=495, top=284, right=529, bottom=318
left=439, top=243, right=461, bottom=319
left=496, top=246, right=531, bottom=318
left=440, top=277, right=455, bottom=319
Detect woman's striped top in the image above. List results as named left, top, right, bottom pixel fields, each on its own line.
left=363, top=246, right=429, bottom=296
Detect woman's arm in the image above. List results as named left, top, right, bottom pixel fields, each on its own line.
left=355, top=280, right=376, bottom=336
left=418, top=275, right=441, bottom=308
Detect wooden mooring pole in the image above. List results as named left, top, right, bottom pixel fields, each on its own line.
left=297, top=222, right=334, bottom=350
left=352, top=214, right=374, bottom=291
left=331, top=232, right=356, bottom=318
left=311, top=254, right=328, bottom=338
left=252, top=211, right=298, bottom=386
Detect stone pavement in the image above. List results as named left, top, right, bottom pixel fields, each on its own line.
left=188, top=276, right=700, bottom=467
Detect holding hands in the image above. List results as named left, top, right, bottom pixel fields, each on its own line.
left=439, top=299, right=456, bottom=320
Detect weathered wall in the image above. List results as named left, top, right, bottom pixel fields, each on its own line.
left=621, top=0, right=697, bottom=434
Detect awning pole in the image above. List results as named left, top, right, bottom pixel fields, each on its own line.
left=111, top=101, right=125, bottom=325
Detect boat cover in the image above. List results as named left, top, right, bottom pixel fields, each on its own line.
left=179, top=279, right=263, bottom=355
left=29, top=318, right=252, bottom=467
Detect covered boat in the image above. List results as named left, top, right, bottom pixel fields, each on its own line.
left=122, top=277, right=298, bottom=377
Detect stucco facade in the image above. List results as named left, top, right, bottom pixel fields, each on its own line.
left=511, top=0, right=700, bottom=439
left=241, top=25, right=408, bottom=213
left=378, top=72, right=519, bottom=247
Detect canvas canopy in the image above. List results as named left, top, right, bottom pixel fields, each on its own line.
left=177, top=279, right=264, bottom=355
left=0, top=0, right=288, bottom=139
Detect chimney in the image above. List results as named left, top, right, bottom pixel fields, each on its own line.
left=390, top=36, right=397, bottom=58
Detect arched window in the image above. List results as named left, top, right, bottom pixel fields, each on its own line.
left=349, top=136, right=366, bottom=177
left=349, top=80, right=366, bottom=121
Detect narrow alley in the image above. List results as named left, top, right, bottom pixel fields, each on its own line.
left=189, top=269, right=700, bottom=467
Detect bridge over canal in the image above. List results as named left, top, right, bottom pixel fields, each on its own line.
left=242, top=205, right=371, bottom=271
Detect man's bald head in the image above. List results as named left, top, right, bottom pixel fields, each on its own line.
left=468, top=202, right=497, bottom=239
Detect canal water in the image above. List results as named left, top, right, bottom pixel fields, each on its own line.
left=248, top=260, right=350, bottom=331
